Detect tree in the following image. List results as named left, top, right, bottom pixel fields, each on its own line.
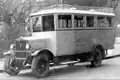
left=0, top=0, right=119, bottom=40
left=0, top=0, right=29, bottom=40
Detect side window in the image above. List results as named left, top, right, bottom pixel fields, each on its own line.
left=43, top=15, right=54, bottom=31
left=97, top=16, right=112, bottom=27
left=74, top=15, right=84, bottom=28
left=97, top=16, right=106, bottom=27
left=58, top=15, right=72, bottom=28
left=86, top=16, right=94, bottom=27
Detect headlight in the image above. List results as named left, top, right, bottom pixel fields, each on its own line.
left=26, top=43, right=30, bottom=50
left=10, top=44, right=15, bottom=50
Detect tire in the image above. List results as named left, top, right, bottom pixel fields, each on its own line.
left=4, top=55, right=20, bottom=76
left=32, top=53, right=49, bottom=78
left=91, top=48, right=102, bottom=67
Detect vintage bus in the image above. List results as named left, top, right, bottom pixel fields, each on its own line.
left=4, top=4, right=115, bottom=78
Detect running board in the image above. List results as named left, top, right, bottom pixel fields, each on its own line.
left=50, top=59, right=91, bottom=66
left=103, top=54, right=120, bottom=60
left=50, top=61, right=79, bottom=66
left=23, top=54, right=120, bottom=69
left=61, top=61, right=79, bottom=65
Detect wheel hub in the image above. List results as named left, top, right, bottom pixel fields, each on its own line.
left=37, top=60, right=48, bottom=74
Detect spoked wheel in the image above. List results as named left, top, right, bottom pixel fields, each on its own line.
left=4, top=55, right=21, bottom=76
left=91, top=48, right=102, bottom=67
left=32, top=53, right=49, bottom=78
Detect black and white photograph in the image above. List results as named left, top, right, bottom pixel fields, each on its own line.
left=0, top=0, right=120, bottom=79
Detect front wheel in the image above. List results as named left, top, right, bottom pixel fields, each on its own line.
left=4, top=55, right=21, bottom=76
left=91, top=48, right=102, bottom=67
left=32, top=53, right=49, bottom=78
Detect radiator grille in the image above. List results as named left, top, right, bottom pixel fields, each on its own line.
left=15, top=40, right=27, bottom=58
left=16, top=40, right=26, bottom=50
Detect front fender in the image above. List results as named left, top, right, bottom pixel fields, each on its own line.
left=3, top=50, right=14, bottom=56
left=31, top=50, right=41, bottom=56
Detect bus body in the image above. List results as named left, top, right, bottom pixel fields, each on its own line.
left=29, top=5, right=115, bottom=56
left=4, top=4, right=116, bottom=77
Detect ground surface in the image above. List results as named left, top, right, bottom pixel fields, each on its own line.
left=0, top=40, right=120, bottom=79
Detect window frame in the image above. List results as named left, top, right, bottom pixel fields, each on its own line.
left=86, top=15, right=95, bottom=28
left=31, top=14, right=56, bottom=32
left=57, top=14, right=73, bottom=29
left=31, top=15, right=43, bottom=32
left=42, top=14, right=55, bottom=32
left=96, top=16, right=106, bottom=28
left=96, top=15, right=114, bottom=28
left=73, top=14, right=85, bottom=28
left=106, top=16, right=113, bottom=27
left=32, top=16, right=43, bottom=32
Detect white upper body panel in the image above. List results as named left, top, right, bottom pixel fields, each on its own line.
left=30, top=6, right=115, bottom=17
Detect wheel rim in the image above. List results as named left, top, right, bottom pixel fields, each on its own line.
left=9, top=58, right=20, bottom=72
left=37, top=59, right=48, bottom=74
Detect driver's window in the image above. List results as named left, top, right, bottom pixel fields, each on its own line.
left=32, top=16, right=42, bottom=32
left=43, top=15, right=54, bottom=31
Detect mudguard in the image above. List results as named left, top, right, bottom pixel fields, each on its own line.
left=31, top=50, right=41, bottom=56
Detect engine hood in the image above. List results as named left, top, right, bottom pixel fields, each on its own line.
left=16, top=32, right=56, bottom=51
left=17, top=32, right=53, bottom=41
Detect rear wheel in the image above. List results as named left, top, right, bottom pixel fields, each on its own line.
left=91, top=48, right=102, bottom=67
left=32, top=53, right=49, bottom=78
left=4, top=55, right=21, bottom=76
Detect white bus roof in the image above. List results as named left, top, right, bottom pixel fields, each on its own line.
left=30, top=4, right=115, bottom=17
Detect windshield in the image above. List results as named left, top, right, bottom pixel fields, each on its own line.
left=32, top=16, right=42, bottom=32
left=32, top=15, right=54, bottom=32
